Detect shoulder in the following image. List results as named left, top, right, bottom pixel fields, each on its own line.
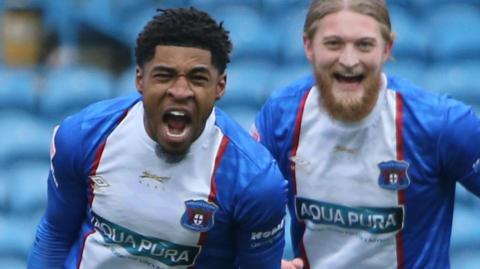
left=213, top=107, right=287, bottom=209
left=258, top=74, right=315, bottom=134
left=53, top=93, right=141, bottom=173
left=387, top=75, right=471, bottom=114
left=386, top=75, right=479, bottom=142
left=214, top=107, right=276, bottom=172
left=57, top=93, right=141, bottom=140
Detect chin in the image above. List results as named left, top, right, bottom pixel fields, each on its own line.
left=155, top=144, right=189, bottom=163
left=333, top=88, right=364, bottom=106
left=318, top=72, right=382, bottom=122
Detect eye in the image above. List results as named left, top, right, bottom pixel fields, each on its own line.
left=324, top=40, right=343, bottom=50
left=187, top=74, right=209, bottom=86
left=357, top=41, right=374, bottom=51
left=153, top=72, right=175, bottom=82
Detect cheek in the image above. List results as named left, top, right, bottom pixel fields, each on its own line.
left=311, top=50, right=337, bottom=69
left=143, top=84, right=168, bottom=99
left=363, top=53, right=386, bottom=71
left=196, top=92, right=217, bottom=113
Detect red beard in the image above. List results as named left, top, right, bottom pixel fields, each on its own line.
left=315, top=66, right=382, bottom=122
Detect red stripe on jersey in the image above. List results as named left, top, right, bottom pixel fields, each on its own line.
left=87, top=110, right=129, bottom=207
left=290, top=90, right=310, bottom=195
left=189, top=136, right=229, bottom=269
left=208, top=136, right=229, bottom=203
left=78, top=109, right=130, bottom=269
left=88, top=141, right=106, bottom=207
left=395, top=93, right=406, bottom=269
left=290, top=90, right=311, bottom=269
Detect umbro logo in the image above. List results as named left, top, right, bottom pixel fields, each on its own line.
left=139, top=171, right=171, bottom=183
left=90, top=175, right=110, bottom=188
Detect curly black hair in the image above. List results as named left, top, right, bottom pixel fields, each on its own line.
left=135, top=7, right=232, bottom=74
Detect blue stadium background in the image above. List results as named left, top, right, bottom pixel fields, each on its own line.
left=0, top=0, right=479, bottom=268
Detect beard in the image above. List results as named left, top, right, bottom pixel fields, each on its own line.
left=315, top=66, right=382, bottom=123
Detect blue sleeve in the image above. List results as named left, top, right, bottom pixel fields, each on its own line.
left=254, top=99, right=278, bottom=159
left=439, top=103, right=480, bottom=197
left=27, top=125, right=87, bottom=268
left=253, top=75, right=314, bottom=177
left=235, top=160, right=287, bottom=269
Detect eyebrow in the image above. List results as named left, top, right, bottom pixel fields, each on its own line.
left=188, top=66, right=211, bottom=74
left=357, top=37, right=377, bottom=43
left=322, top=35, right=378, bottom=43
left=150, top=65, right=211, bottom=74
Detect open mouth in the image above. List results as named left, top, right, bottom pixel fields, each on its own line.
left=333, top=73, right=364, bottom=83
left=163, top=110, right=192, bottom=137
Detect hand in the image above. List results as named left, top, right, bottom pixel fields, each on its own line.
left=281, top=258, right=304, bottom=269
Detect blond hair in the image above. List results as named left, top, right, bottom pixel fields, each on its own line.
left=304, top=0, right=393, bottom=43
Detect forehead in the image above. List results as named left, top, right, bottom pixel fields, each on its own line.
left=147, top=45, right=214, bottom=71
left=315, top=10, right=382, bottom=40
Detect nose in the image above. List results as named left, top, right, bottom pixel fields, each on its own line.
left=167, top=75, right=194, bottom=100
left=338, top=46, right=359, bottom=68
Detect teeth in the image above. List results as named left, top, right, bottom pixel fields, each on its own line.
left=167, top=128, right=188, bottom=137
left=339, top=74, right=358, bottom=78
left=170, top=111, right=186, bottom=117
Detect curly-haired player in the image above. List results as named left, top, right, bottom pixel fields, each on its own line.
left=28, top=7, right=287, bottom=269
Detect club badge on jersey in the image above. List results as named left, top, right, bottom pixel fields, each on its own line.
left=378, top=160, right=411, bottom=190
left=181, top=200, right=218, bottom=232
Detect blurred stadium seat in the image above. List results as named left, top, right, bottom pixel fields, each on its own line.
left=6, top=160, right=49, bottom=215
left=450, top=249, right=480, bottom=269
left=385, top=59, right=427, bottom=84
left=386, top=0, right=412, bottom=10
left=0, top=110, right=52, bottom=168
left=389, top=6, right=428, bottom=62
left=0, top=67, right=38, bottom=112
left=118, top=0, right=216, bottom=46
left=262, top=0, right=309, bottom=12
left=0, top=215, right=37, bottom=258
left=218, top=59, right=277, bottom=109
left=451, top=201, right=480, bottom=249
left=210, top=5, right=281, bottom=62
left=115, top=66, right=137, bottom=96
left=450, top=194, right=480, bottom=268
left=269, top=62, right=312, bottom=96
left=411, top=0, right=480, bottom=11
left=277, top=6, right=309, bottom=65
left=118, top=5, right=157, bottom=46
left=426, top=4, right=480, bottom=63
left=190, top=0, right=259, bottom=10
left=0, top=257, right=27, bottom=269
left=421, top=60, right=480, bottom=105
left=38, top=65, right=113, bottom=120
left=0, top=172, right=8, bottom=213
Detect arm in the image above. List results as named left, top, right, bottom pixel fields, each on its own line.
left=235, top=161, right=288, bottom=269
left=439, top=103, right=480, bottom=196
left=253, top=98, right=278, bottom=159
left=27, top=126, right=87, bottom=268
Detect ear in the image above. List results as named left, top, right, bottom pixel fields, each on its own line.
left=303, top=33, right=314, bottom=63
left=382, top=34, right=395, bottom=63
left=215, top=73, right=226, bottom=100
left=135, top=66, right=144, bottom=94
